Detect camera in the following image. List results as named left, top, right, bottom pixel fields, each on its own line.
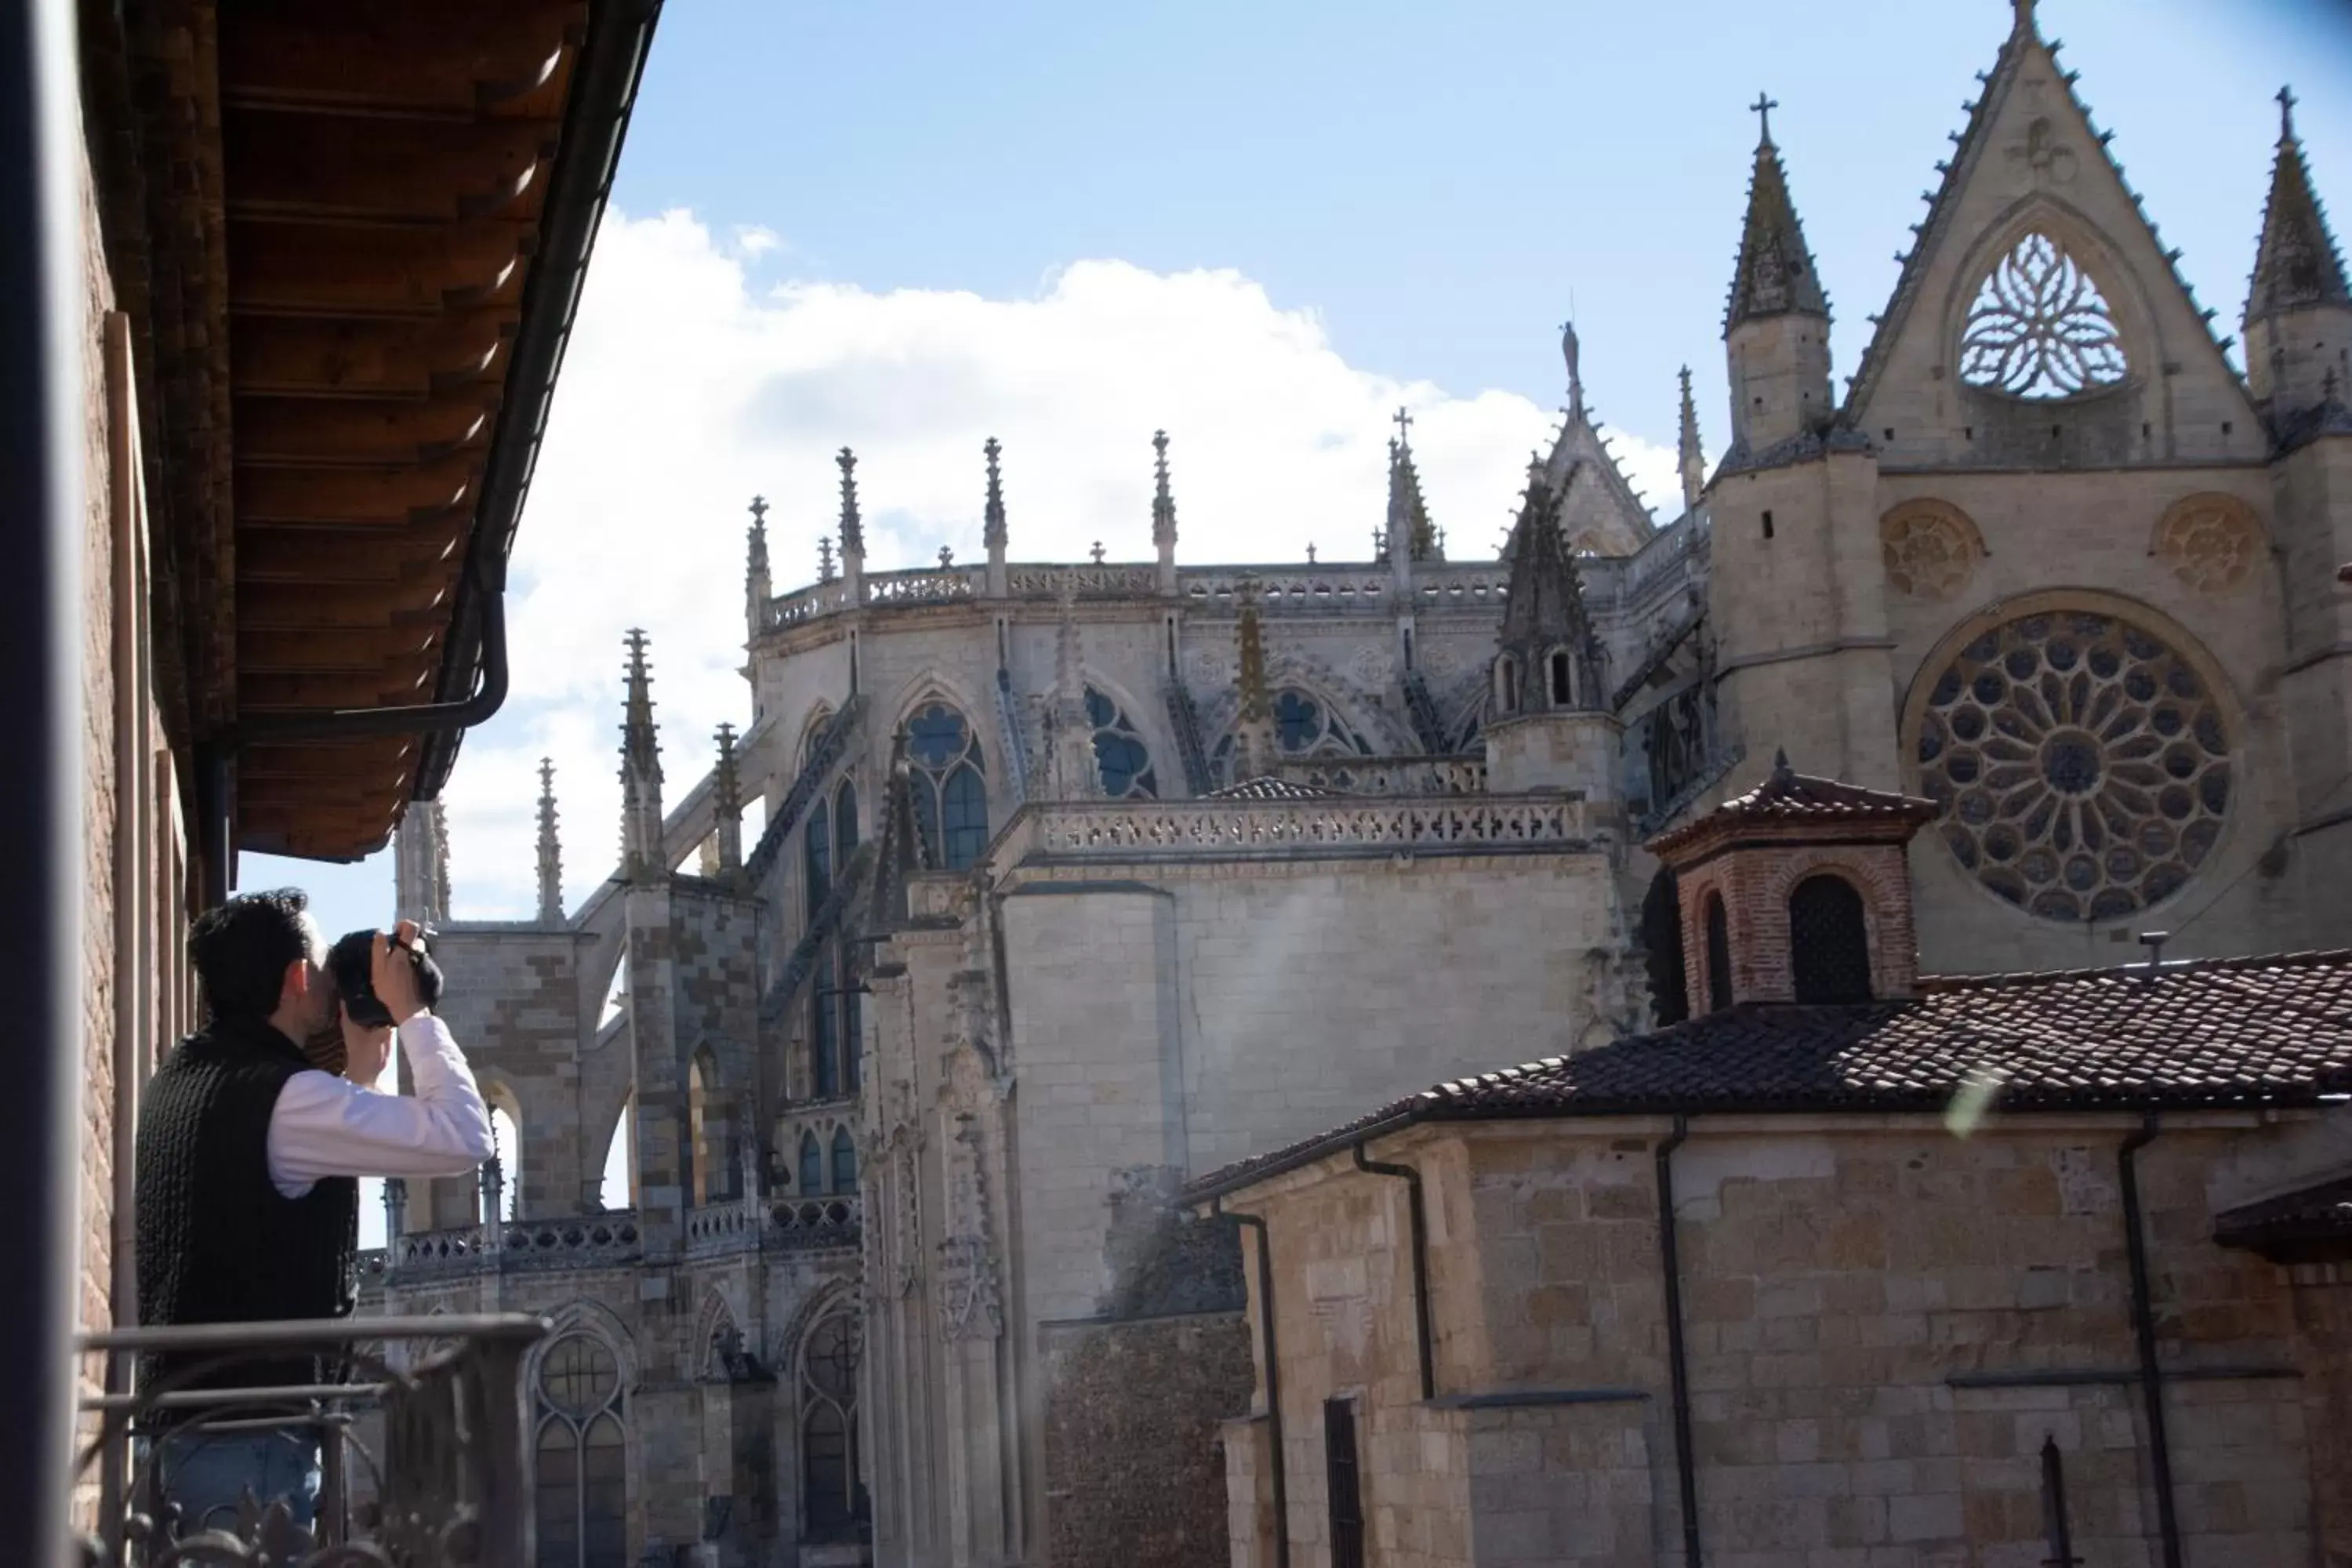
left=325, top=927, right=445, bottom=1030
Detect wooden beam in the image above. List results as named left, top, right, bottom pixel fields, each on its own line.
left=220, top=6, right=575, bottom=119
left=236, top=524, right=465, bottom=586
left=239, top=580, right=453, bottom=628
left=238, top=623, right=443, bottom=675
left=235, top=450, right=483, bottom=527
left=228, top=221, right=528, bottom=319
left=238, top=666, right=440, bottom=712
left=234, top=395, right=494, bottom=467
left=230, top=309, right=511, bottom=399
left=223, top=112, right=555, bottom=227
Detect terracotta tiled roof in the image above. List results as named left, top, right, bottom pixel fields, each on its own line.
left=1186, top=948, right=2352, bottom=1200
left=1645, top=751, right=1938, bottom=858
left=1208, top=775, right=1338, bottom=800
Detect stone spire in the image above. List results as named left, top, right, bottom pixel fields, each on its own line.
left=1151, top=430, right=1178, bottom=590
left=1724, top=93, right=1829, bottom=333
left=1231, top=579, right=1277, bottom=781
left=394, top=797, right=450, bottom=927
left=744, top=495, right=771, bottom=641
left=535, top=758, right=562, bottom=924
left=712, top=722, right=744, bottom=875
left=1382, top=408, right=1439, bottom=566
left=982, top=437, right=1008, bottom=597
left=1677, top=366, right=1706, bottom=516
left=1045, top=572, right=1099, bottom=800
left=2245, top=85, right=2352, bottom=412
left=1562, top=319, right=1584, bottom=422
left=837, top=446, right=866, bottom=598
left=1494, top=456, right=1602, bottom=716
left=619, top=629, right=666, bottom=880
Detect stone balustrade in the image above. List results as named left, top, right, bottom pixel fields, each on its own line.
left=388, top=1211, right=644, bottom=1280
left=1276, top=754, right=1487, bottom=796
left=1001, top=793, right=1592, bottom=865
left=684, top=1195, right=863, bottom=1258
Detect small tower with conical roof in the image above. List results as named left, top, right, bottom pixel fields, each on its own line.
left=1151, top=430, right=1178, bottom=593
left=982, top=437, right=1009, bottom=597
left=535, top=759, right=563, bottom=924
left=619, top=630, right=665, bottom=881
left=1724, top=93, right=1832, bottom=454
left=2245, top=87, right=2352, bottom=421
left=1483, top=461, right=1621, bottom=805
left=837, top=447, right=867, bottom=604
left=1677, top=366, right=1707, bottom=517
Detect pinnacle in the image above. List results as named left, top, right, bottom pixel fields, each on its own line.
left=1724, top=108, right=1828, bottom=333
left=2247, top=84, right=2350, bottom=324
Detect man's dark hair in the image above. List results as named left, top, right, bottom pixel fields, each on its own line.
left=188, top=888, right=314, bottom=1021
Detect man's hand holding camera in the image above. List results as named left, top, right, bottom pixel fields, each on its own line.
left=372, top=919, right=430, bottom=1025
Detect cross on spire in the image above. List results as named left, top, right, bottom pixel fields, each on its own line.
left=1751, top=92, right=1778, bottom=147
left=2279, top=85, right=2299, bottom=142
left=748, top=495, right=768, bottom=526
left=1392, top=405, right=1414, bottom=449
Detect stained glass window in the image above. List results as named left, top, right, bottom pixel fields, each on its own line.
left=830, top=1124, right=857, bottom=1192
left=799, top=1131, right=822, bottom=1195
left=800, top=1312, right=866, bottom=1542
left=1211, top=688, right=1374, bottom=783
left=535, top=1334, right=626, bottom=1568
left=1914, top=609, right=2230, bottom=923
left=1958, top=232, right=2127, bottom=399
left=1085, top=688, right=1158, bottom=798
left=906, top=704, right=988, bottom=869
left=809, top=778, right=862, bottom=1099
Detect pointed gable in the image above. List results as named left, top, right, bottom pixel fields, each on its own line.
left=1540, top=413, right=1655, bottom=557
left=1844, top=3, right=2259, bottom=463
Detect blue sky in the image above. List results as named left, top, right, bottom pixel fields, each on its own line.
left=245, top=0, right=2352, bottom=947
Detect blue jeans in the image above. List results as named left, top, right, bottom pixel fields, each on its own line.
left=152, top=1425, right=321, bottom=1537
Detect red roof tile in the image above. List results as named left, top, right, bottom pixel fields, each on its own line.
left=1187, top=948, right=2352, bottom=1200
left=1646, top=750, right=1938, bottom=858
left=1208, top=775, right=1338, bottom=800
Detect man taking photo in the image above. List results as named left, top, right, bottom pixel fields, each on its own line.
left=134, top=888, right=496, bottom=1537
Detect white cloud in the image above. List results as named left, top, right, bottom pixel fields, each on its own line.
left=442, top=209, right=1692, bottom=918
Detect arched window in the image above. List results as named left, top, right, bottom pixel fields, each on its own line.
left=487, top=1100, right=523, bottom=1221
left=688, top=1056, right=712, bottom=1207
left=907, top=704, right=989, bottom=869
left=830, top=1125, right=858, bottom=1192
left=800, top=1311, right=866, bottom=1542
left=808, top=779, right=862, bottom=1100
left=804, top=796, right=833, bottom=916
left=1210, top=688, right=1374, bottom=783
left=798, top=1131, right=823, bottom=1196
left=1086, top=688, right=1158, bottom=798
left=1548, top=649, right=1573, bottom=706
left=535, top=1333, right=626, bottom=1568
left=1704, top=893, right=1733, bottom=1014
left=1789, top=874, right=1874, bottom=1004
left=1641, top=870, right=1688, bottom=1028
left=1497, top=657, right=1519, bottom=713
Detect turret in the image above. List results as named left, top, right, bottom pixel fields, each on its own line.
left=2245, top=86, right=2352, bottom=421
left=1482, top=463, right=1622, bottom=805
left=1723, top=94, right=1832, bottom=454
left=982, top=437, right=1008, bottom=598
left=619, top=629, right=665, bottom=881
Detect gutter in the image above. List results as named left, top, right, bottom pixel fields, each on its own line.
left=1215, top=1199, right=1288, bottom=1568
left=1656, top=1115, right=1701, bottom=1568
left=2118, top=1113, right=2183, bottom=1568
left=1351, top=1142, right=1434, bottom=1400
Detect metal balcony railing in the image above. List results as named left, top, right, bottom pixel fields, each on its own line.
left=74, top=1312, right=546, bottom=1567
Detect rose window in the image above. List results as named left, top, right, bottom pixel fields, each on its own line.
left=1958, top=232, right=2127, bottom=399
left=1915, top=611, right=2230, bottom=922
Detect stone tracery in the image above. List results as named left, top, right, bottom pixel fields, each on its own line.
left=1914, top=608, right=2232, bottom=922
left=1879, top=499, right=1984, bottom=599
left=1958, top=231, right=2128, bottom=398
left=2153, top=493, right=2264, bottom=593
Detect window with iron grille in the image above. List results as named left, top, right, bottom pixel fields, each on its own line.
left=1704, top=893, right=1733, bottom=1014
left=1324, top=1398, right=1366, bottom=1568
left=1789, top=873, right=1873, bottom=1004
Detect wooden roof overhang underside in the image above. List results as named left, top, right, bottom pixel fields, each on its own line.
left=121, top=0, right=658, bottom=862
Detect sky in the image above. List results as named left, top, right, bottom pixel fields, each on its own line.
left=242, top=0, right=2352, bottom=955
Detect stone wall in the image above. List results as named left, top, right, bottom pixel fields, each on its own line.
left=1236, top=1116, right=2334, bottom=1567
left=1041, top=1312, right=1254, bottom=1568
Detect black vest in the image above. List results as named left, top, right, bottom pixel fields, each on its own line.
left=134, top=1015, right=358, bottom=1393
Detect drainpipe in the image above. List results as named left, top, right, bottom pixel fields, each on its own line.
left=1656, top=1114, right=1701, bottom=1568
left=1218, top=1200, right=1288, bottom=1568
left=2118, top=1113, right=2182, bottom=1568
left=1351, top=1142, right=1434, bottom=1400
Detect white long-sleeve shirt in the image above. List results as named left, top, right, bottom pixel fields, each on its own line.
left=265, top=1011, right=495, bottom=1199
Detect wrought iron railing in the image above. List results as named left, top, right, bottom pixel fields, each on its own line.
left=74, top=1312, right=546, bottom=1566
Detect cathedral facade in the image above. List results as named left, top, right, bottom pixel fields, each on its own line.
left=368, top=5, right=2352, bottom=1563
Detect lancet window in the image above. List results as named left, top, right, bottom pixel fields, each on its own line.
left=800, top=1309, right=867, bottom=1543
left=806, top=779, right=861, bottom=1098
left=534, top=1333, right=627, bottom=1568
